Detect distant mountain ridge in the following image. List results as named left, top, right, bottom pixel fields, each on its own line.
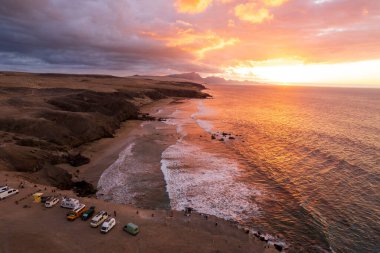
left=167, top=72, right=260, bottom=85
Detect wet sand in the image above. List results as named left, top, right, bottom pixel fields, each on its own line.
left=71, top=99, right=179, bottom=209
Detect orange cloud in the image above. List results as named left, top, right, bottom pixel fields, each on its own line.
left=262, top=0, right=288, bottom=7
left=175, top=0, right=213, bottom=13
left=142, top=28, right=239, bottom=59
left=235, top=2, right=273, bottom=24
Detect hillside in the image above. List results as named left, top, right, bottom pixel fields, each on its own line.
left=0, top=71, right=210, bottom=190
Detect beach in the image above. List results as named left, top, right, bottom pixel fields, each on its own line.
left=0, top=72, right=274, bottom=253
left=0, top=172, right=275, bottom=253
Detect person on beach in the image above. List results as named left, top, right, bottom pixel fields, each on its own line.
left=114, top=210, right=117, bottom=217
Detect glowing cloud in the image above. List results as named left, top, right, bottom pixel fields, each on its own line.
left=235, top=2, right=273, bottom=24
left=175, top=0, right=213, bottom=13
left=262, top=0, right=288, bottom=7
left=142, top=28, right=239, bottom=59
left=1, top=0, right=380, bottom=85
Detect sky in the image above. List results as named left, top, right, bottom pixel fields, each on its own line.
left=0, top=0, right=380, bottom=86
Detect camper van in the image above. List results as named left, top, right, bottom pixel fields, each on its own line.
left=90, top=211, right=109, bottom=228
left=45, top=197, right=59, bottom=208
left=60, top=197, right=80, bottom=209
left=0, top=186, right=9, bottom=193
left=100, top=217, right=116, bottom=234
left=67, top=204, right=86, bottom=221
left=123, top=223, right=140, bottom=235
left=0, top=188, right=19, bottom=200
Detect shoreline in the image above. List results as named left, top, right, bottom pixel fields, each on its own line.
left=74, top=98, right=177, bottom=187
left=0, top=72, right=279, bottom=252
left=0, top=97, right=277, bottom=251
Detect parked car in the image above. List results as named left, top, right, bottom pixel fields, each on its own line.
left=0, top=188, right=19, bottom=200
left=100, top=217, right=116, bottom=234
left=41, top=196, right=52, bottom=203
left=81, top=206, right=96, bottom=221
left=61, top=197, right=80, bottom=209
left=90, top=211, right=109, bottom=228
left=67, top=204, right=86, bottom=221
left=45, top=197, right=59, bottom=208
left=123, top=223, right=139, bottom=235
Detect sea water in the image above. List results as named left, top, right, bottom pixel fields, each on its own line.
left=159, top=85, right=380, bottom=252
left=100, top=84, right=380, bottom=252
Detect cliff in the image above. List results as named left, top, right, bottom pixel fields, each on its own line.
left=0, top=71, right=210, bottom=189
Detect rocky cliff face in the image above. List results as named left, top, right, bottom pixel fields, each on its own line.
left=0, top=72, right=210, bottom=190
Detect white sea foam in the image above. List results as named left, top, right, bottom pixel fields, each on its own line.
left=161, top=141, right=260, bottom=221
left=191, top=100, right=215, bottom=119
left=195, top=119, right=214, bottom=133
left=191, top=101, right=215, bottom=133
left=97, top=143, right=135, bottom=198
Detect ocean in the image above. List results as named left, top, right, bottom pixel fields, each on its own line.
left=99, top=84, right=380, bottom=252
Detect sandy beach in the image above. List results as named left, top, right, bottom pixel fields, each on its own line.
left=0, top=72, right=282, bottom=252
left=0, top=166, right=275, bottom=253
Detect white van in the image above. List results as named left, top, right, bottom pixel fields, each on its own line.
left=60, top=197, right=80, bottom=209
left=0, top=188, right=19, bottom=200
left=45, top=197, right=59, bottom=208
left=90, top=211, right=109, bottom=228
left=0, top=186, right=9, bottom=193
left=100, top=217, right=116, bottom=234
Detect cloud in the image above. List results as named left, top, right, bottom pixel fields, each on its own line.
left=174, top=0, right=213, bottom=13
left=142, top=28, right=239, bottom=59
left=0, top=0, right=379, bottom=78
left=262, top=0, right=288, bottom=7
left=234, top=2, right=273, bottom=24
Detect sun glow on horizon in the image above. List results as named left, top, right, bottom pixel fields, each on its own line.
left=224, top=59, right=380, bottom=86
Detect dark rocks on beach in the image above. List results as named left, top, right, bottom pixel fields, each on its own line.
left=66, top=153, right=90, bottom=167
left=259, top=235, right=268, bottom=242
left=228, top=136, right=235, bottom=140
left=211, top=135, right=216, bottom=140
left=73, top=180, right=97, bottom=197
left=274, top=244, right=283, bottom=252
left=138, top=113, right=156, bottom=121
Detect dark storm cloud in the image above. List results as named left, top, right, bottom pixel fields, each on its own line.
left=0, top=0, right=218, bottom=75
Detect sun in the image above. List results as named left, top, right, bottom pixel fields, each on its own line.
left=224, top=59, right=380, bottom=86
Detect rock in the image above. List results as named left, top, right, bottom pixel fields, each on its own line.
left=73, top=180, right=97, bottom=197
left=40, top=165, right=73, bottom=190
left=66, top=153, right=90, bottom=167
left=138, top=113, right=156, bottom=121
left=274, top=243, right=283, bottom=252
left=229, top=136, right=235, bottom=140
left=211, top=135, right=216, bottom=140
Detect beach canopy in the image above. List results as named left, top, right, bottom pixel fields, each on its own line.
left=33, top=192, right=43, bottom=203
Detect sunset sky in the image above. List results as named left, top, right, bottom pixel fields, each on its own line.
left=1, top=0, right=380, bottom=86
